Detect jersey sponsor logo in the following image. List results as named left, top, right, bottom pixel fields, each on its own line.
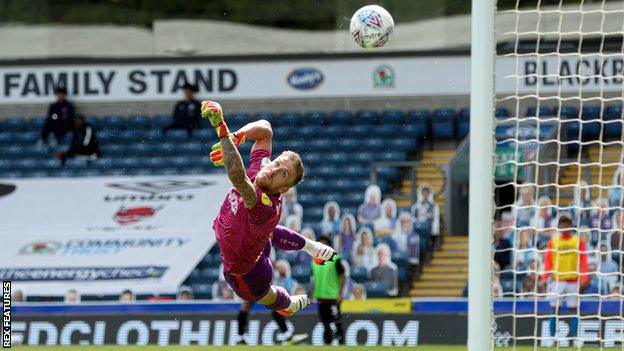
left=228, top=190, right=239, bottom=215
left=261, top=193, right=272, bottom=206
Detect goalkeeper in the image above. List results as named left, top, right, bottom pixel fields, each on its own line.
left=541, top=213, right=589, bottom=341
left=202, top=101, right=336, bottom=316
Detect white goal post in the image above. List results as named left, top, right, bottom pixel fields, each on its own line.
left=468, top=0, right=496, bottom=350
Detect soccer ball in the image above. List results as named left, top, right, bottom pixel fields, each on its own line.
left=350, top=5, right=394, bottom=49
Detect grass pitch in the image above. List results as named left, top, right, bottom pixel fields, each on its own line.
left=11, top=346, right=603, bottom=350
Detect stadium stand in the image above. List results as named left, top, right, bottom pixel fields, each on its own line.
left=3, top=103, right=622, bottom=300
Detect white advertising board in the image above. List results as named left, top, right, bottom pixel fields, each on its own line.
left=0, top=175, right=230, bottom=296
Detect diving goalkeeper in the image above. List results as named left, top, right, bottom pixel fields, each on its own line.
left=202, top=101, right=335, bottom=316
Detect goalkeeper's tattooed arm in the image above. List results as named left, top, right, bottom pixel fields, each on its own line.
left=235, top=119, right=273, bottom=153
left=221, top=136, right=257, bottom=209
left=210, top=119, right=273, bottom=167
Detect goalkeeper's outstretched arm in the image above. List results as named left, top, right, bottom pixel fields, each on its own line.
left=220, top=136, right=257, bottom=209
left=234, top=119, right=273, bottom=153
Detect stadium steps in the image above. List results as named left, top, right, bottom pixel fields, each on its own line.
left=410, top=236, right=468, bottom=297
left=395, top=149, right=454, bottom=211
left=557, top=145, right=621, bottom=202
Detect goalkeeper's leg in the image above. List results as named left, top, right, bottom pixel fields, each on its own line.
left=272, top=225, right=336, bottom=263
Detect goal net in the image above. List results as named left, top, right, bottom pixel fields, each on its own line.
left=494, top=0, right=624, bottom=348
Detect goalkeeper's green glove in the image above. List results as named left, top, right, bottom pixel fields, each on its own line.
left=209, top=131, right=247, bottom=167
left=201, top=100, right=230, bottom=138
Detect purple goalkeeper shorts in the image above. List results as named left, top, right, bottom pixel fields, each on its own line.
left=223, top=244, right=273, bottom=302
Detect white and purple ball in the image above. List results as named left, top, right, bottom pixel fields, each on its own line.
left=350, top=5, right=394, bottom=49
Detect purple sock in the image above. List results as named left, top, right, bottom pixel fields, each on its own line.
left=271, top=225, right=306, bottom=251
left=266, top=286, right=291, bottom=311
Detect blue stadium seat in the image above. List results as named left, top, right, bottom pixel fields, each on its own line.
left=179, top=142, right=204, bottom=155
left=292, top=266, right=311, bottom=284
left=153, top=142, right=176, bottom=155
left=26, top=118, right=46, bottom=131
left=142, top=157, right=167, bottom=168
left=351, top=125, right=373, bottom=137
left=324, top=126, right=343, bottom=138
left=153, top=167, right=179, bottom=176
left=431, top=110, right=455, bottom=139
left=353, top=152, right=373, bottom=163
left=329, top=179, right=354, bottom=193
left=100, top=144, right=127, bottom=157
left=298, top=126, right=321, bottom=138
left=16, top=131, right=39, bottom=144
left=298, top=193, right=320, bottom=207
left=280, top=112, right=302, bottom=127
left=23, top=170, right=51, bottom=178
left=22, top=145, right=50, bottom=158
left=457, top=113, right=470, bottom=139
left=325, top=153, right=349, bottom=165
left=362, top=139, right=384, bottom=149
left=273, top=126, right=294, bottom=139
left=392, top=251, right=408, bottom=267
left=126, top=143, right=152, bottom=156
left=117, top=129, right=143, bottom=143
left=0, top=145, right=23, bottom=159
left=381, top=110, right=405, bottom=125
left=408, top=109, right=431, bottom=121
left=191, top=128, right=210, bottom=140
left=343, top=166, right=368, bottom=178
left=0, top=133, right=13, bottom=145
left=65, top=159, right=89, bottom=170
left=305, top=111, right=328, bottom=125
left=343, top=192, right=365, bottom=205
left=200, top=268, right=221, bottom=283
left=338, top=138, right=360, bottom=151
left=165, top=129, right=188, bottom=141
left=560, top=106, right=578, bottom=118
left=0, top=117, right=26, bottom=132
left=309, top=139, right=334, bottom=152
left=495, top=107, right=510, bottom=118
left=403, top=124, right=428, bottom=139
left=170, top=156, right=193, bottom=168
left=458, top=108, right=470, bottom=119
left=126, top=115, right=152, bottom=129
left=351, top=267, right=368, bottom=283
left=376, top=124, right=400, bottom=137
left=364, top=281, right=388, bottom=298
left=390, top=138, right=417, bottom=152
left=118, top=157, right=143, bottom=169
left=330, top=111, right=353, bottom=125
left=12, top=159, right=38, bottom=171
left=189, top=284, right=213, bottom=299
left=152, top=115, right=173, bottom=129
left=356, top=110, right=378, bottom=125
left=34, top=159, right=60, bottom=171
left=604, top=104, right=623, bottom=137
left=229, top=113, right=251, bottom=128
left=526, top=106, right=552, bottom=117
left=302, top=153, right=323, bottom=165
left=581, top=106, right=602, bottom=138
left=304, top=207, right=324, bottom=222
left=376, top=166, right=399, bottom=179
left=255, top=112, right=277, bottom=125
left=297, top=179, right=326, bottom=193
left=102, top=116, right=126, bottom=130
left=97, top=130, right=116, bottom=143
